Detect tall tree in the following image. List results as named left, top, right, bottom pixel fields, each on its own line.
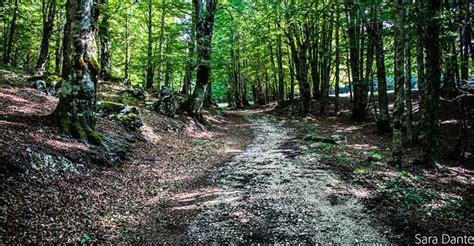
left=145, top=0, right=155, bottom=89
left=420, top=0, right=441, bottom=165
left=3, top=0, right=18, bottom=65
left=155, top=0, right=166, bottom=94
left=276, top=29, right=285, bottom=104
left=392, top=0, right=406, bottom=167
left=61, top=0, right=74, bottom=78
left=53, top=0, right=100, bottom=142
left=36, top=0, right=58, bottom=73
left=99, top=0, right=112, bottom=80
left=334, top=3, right=340, bottom=114
left=185, top=0, right=218, bottom=120
left=373, top=3, right=390, bottom=133
left=181, top=6, right=197, bottom=95
left=404, top=3, right=413, bottom=144
left=346, top=0, right=366, bottom=122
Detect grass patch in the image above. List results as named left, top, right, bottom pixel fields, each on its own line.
left=368, top=151, right=384, bottom=161
left=335, top=153, right=353, bottom=165
left=353, top=167, right=369, bottom=175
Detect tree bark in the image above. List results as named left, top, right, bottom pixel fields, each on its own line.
left=61, top=0, right=74, bottom=78
left=334, top=4, right=340, bottom=114
left=181, top=8, right=197, bottom=95
left=155, top=0, right=166, bottom=94
left=392, top=0, right=406, bottom=167
left=99, top=0, right=112, bottom=80
left=276, top=32, right=285, bottom=104
left=3, top=0, right=18, bottom=65
left=185, top=0, right=218, bottom=120
left=346, top=0, right=365, bottom=121
left=420, top=0, right=441, bottom=165
left=374, top=5, right=390, bottom=133
left=36, top=0, right=57, bottom=73
left=404, top=13, right=414, bottom=145
left=460, top=0, right=472, bottom=83
left=124, top=6, right=130, bottom=84
left=145, top=0, right=154, bottom=89
left=54, top=10, right=63, bottom=75
left=53, top=0, right=100, bottom=143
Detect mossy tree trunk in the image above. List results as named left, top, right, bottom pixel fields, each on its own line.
left=185, top=0, right=217, bottom=120
left=53, top=0, right=100, bottom=143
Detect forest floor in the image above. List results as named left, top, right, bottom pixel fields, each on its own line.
left=0, top=69, right=473, bottom=244
left=0, top=71, right=254, bottom=244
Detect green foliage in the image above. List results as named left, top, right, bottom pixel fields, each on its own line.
left=303, top=125, right=321, bottom=141
left=353, top=167, right=369, bottom=175
left=368, top=151, right=384, bottom=161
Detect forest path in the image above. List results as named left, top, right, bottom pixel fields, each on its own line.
left=159, top=112, right=388, bottom=244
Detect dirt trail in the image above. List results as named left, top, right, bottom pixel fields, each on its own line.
left=164, top=112, right=389, bottom=244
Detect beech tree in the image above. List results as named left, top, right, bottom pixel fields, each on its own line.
left=184, top=0, right=218, bottom=120
left=53, top=0, right=100, bottom=142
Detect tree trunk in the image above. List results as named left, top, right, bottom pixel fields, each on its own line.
left=124, top=6, right=130, bottom=84
left=392, top=0, right=406, bottom=167
left=3, top=0, right=18, bottom=65
left=99, top=0, right=112, bottom=80
left=36, top=0, right=57, bottom=73
left=460, top=0, right=471, bottom=83
left=404, top=18, right=414, bottom=145
left=346, top=0, right=365, bottom=121
left=374, top=5, right=390, bottom=133
left=320, top=10, right=333, bottom=114
left=145, top=0, right=154, bottom=89
left=61, top=0, right=74, bottom=78
left=185, top=0, right=218, bottom=120
left=310, top=25, right=320, bottom=100
left=288, top=47, right=295, bottom=102
left=334, top=4, right=340, bottom=114
left=181, top=10, right=196, bottom=95
left=276, top=32, right=285, bottom=104
left=155, top=0, right=166, bottom=94
left=420, top=0, right=441, bottom=165
left=54, top=10, right=63, bottom=75
left=53, top=0, right=100, bottom=143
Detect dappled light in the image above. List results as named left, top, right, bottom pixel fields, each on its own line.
left=1, top=0, right=472, bottom=243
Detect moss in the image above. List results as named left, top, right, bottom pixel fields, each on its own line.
left=97, top=101, right=125, bottom=114
left=88, top=54, right=101, bottom=72
left=72, top=122, right=87, bottom=139
left=47, top=75, right=62, bottom=87
left=59, top=117, right=71, bottom=134
left=88, top=130, right=103, bottom=145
